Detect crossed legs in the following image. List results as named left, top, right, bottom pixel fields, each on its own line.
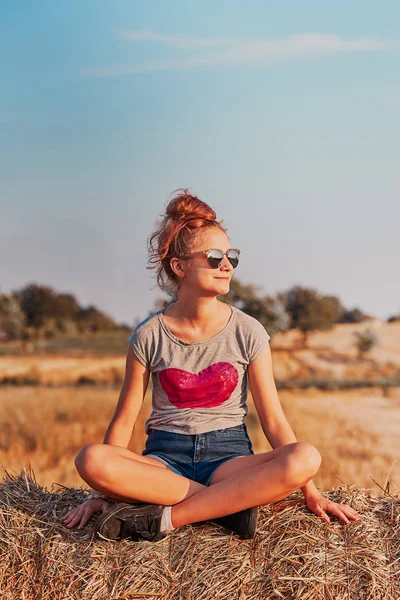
left=75, top=441, right=322, bottom=527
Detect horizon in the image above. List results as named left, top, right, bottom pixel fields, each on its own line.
left=1, top=279, right=395, bottom=329
left=2, top=2, right=399, bottom=324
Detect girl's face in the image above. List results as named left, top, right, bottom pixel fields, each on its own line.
left=178, top=227, right=236, bottom=297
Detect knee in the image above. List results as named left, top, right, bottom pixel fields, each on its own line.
left=284, top=442, right=322, bottom=486
left=75, top=443, right=109, bottom=482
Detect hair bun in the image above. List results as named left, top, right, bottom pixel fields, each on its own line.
left=166, top=189, right=217, bottom=225
left=147, top=188, right=227, bottom=297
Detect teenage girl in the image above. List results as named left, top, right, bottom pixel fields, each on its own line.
left=63, top=190, right=360, bottom=541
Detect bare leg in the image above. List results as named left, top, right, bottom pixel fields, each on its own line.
left=171, top=441, right=321, bottom=526
left=75, top=441, right=321, bottom=525
left=75, top=444, right=206, bottom=504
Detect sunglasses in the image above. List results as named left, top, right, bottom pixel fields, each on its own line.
left=180, top=248, right=240, bottom=269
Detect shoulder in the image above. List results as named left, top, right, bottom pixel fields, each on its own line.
left=232, top=306, right=270, bottom=340
left=128, top=309, right=164, bottom=348
left=127, top=310, right=163, bottom=367
left=127, top=309, right=163, bottom=347
left=231, top=306, right=270, bottom=364
left=131, top=310, right=162, bottom=337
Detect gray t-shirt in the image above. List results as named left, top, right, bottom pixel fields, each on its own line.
left=128, top=305, right=270, bottom=435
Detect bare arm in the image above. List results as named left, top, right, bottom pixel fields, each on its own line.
left=247, top=342, right=296, bottom=445
left=64, top=347, right=151, bottom=527
left=247, top=342, right=319, bottom=498
left=247, top=342, right=361, bottom=523
left=103, top=346, right=150, bottom=448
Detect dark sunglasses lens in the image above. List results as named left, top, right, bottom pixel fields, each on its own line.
left=227, top=250, right=239, bottom=268
left=207, top=250, right=224, bottom=268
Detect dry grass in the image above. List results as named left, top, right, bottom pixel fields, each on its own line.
left=266, top=388, right=400, bottom=495
left=0, top=469, right=399, bottom=599
left=1, top=378, right=400, bottom=597
left=0, top=386, right=399, bottom=495
left=2, top=321, right=400, bottom=386
left=0, top=386, right=149, bottom=487
left=0, top=355, right=125, bottom=386
left=2, top=324, right=400, bottom=597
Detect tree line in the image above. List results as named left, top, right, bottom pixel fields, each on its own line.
left=0, top=283, right=120, bottom=340
left=218, top=279, right=374, bottom=343
left=0, top=280, right=397, bottom=345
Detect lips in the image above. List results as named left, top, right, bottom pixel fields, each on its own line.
left=159, top=363, right=239, bottom=409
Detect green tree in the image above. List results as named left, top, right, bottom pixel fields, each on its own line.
left=14, top=283, right=60, bottom=329
left=353, top=329, right=377, bottom=357
left=319, top=295, right=345, bottom=323
left=13, top=283, right=117, bottom=335
left=388, top=314, right=400, bottom=323
left=338, top=308, right=370, bottom=323
left=283, top=286, right=345, bottom=345
left=77, top=305, right=117, bottom=332
left=55, top=293, right=81, bottom=320
left=220, top=278, right=290, bottom=337
left=0, top=294, right=26, bottom=340
left=220, top=278, right=262, bottom=309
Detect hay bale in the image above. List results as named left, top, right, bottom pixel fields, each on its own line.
left=0, top=469, right=399, bottom=599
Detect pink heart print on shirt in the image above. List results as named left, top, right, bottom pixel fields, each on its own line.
left=159, top=362, right=239, bottom=410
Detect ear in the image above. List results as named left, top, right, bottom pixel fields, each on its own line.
left=170, top=257, right=186, bottom=279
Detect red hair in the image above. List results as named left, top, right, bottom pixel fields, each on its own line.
left=147, top=189, right=226, bottom=297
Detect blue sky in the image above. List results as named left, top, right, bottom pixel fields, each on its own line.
left=1, top=1, right=399, bottom=325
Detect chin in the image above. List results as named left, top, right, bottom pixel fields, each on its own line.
left=215, top=280, right=230, bottom=290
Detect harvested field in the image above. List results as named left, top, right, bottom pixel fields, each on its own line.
left=1, top=386, right=400, bottom=494
left=1, top=322, right=400, bottom=386
left=0, top=470, right=399, bottom=599
left=1, top=323, right=400, bottom=598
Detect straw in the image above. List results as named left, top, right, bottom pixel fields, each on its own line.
left=0, top=469, right=399, bottom=599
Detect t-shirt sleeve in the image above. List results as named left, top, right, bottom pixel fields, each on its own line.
left=247, top=319, right=271, bottom=364
left=127, top=327, right=149, bottom=368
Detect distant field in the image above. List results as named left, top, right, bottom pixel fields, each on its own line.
left=1, top=322, right=400, bottom=385
left=1, top=385, right=399, bottom=495
left=0, top=330, right=131, bottom=356
left=1, top=321, right=399, bottom=497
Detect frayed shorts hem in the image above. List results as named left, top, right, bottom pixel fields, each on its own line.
left=142, top=423, right=254, bottom=486
left=144, top=452, right=250, bottom=486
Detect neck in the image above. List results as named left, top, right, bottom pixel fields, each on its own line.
left=168, top=294, right=223, bottom=325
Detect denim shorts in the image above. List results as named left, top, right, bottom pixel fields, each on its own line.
left=142, top=423, right=254, bottom=486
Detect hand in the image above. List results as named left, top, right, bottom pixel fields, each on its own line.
left=305, top=493, right=361, bottom=525
left=62, top=498, right=109, bottom=530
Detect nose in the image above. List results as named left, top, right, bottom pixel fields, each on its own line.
left=220, top=255, right=233, bottom=270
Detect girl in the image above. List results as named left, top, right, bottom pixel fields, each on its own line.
left=63, top=190, right=360, bottom=542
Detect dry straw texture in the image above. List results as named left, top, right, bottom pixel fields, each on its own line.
left=1, top=470, right=399, bottom=599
